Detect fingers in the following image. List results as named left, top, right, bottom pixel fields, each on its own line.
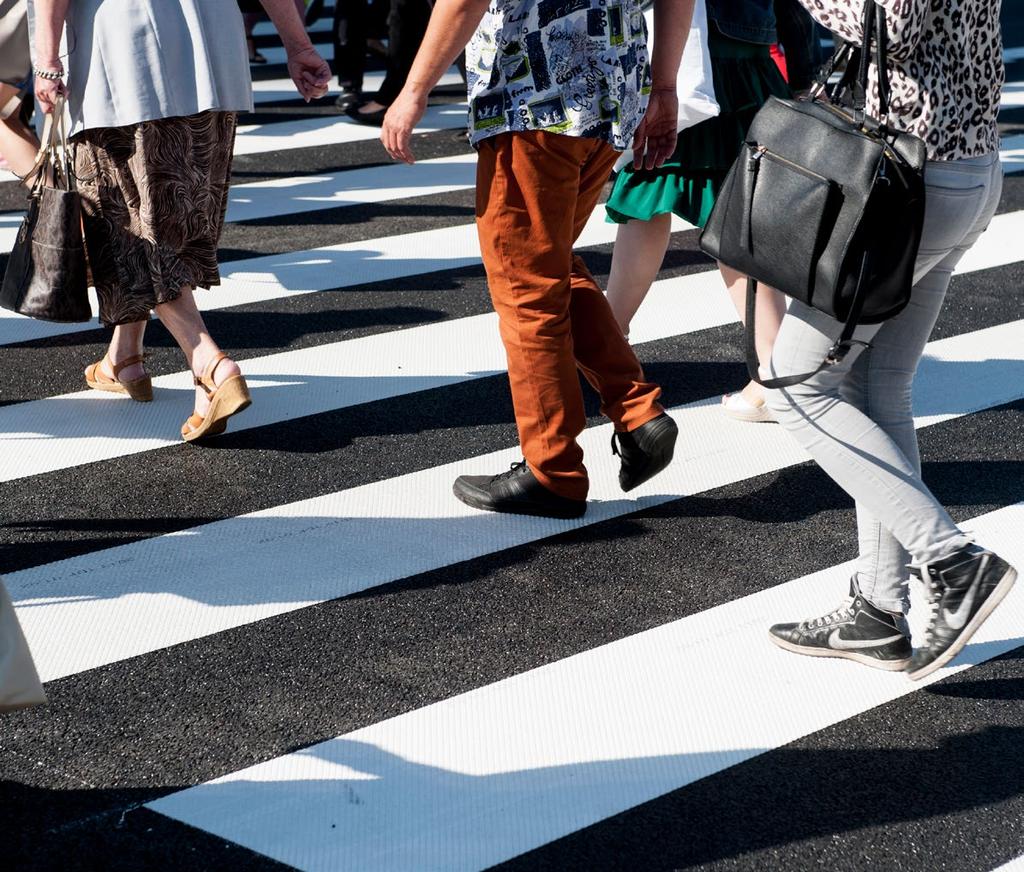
left=631, top=118, right=648, bottom=171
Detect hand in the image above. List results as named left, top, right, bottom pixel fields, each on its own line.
left=34, top=72, right=66, bottom=115
left=631, top=87, right=679, bottom=171
left=286, top=46, right=331, bottom=102
left=380, top=88, right=428, bottom=164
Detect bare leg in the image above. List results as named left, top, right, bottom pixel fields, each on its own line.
left=0, top=86, right=40, bottom=182
left=604, top=213, right=672, bottom=337
left=94, top=321, right=148, bottom=383
left=154, top=288, right=241, bottom=418
left=243, top=12, right=261, bottom=60
left=719, top=262, right=786, bottom=404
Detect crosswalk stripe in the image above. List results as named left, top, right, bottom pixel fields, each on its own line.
left=252, top=17, right=333, bottom=37
left=0, top=206, right=691, bottom=346
left=224, top=152, right=476, bottom=223
left=233, top=101, right=465, bottom=155
left=3, top=206, right=1022, bottom=482
left=145, top=500, right=1024, bottom=872
left=993, top=856, right=1024, bottom=872
left=1, top=152, right=478, bottom=259
left=251, top=69, right=463, bottom=104
left=3, top=134, right=1022, bottom=346
left=9, top=317, right=1024, bottom=682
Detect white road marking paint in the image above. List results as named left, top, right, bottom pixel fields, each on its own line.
left=225, top=153, right=476, bottom=223
left=233, top=101, right=466, bottom=155
left=9, top=318, right=1024, bottom=682
left=0, top=207, right=690, bottom=346
left=251, top=69, right=463, bottom=104
left=147, top=502, right=1024, bottom=872
left=0, top=268, right=724, bottom=483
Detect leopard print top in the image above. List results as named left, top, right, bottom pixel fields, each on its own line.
left=801, top=0, right=1004, bottom=160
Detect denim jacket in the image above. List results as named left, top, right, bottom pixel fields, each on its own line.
left=706, top=0, right=777, bottom=45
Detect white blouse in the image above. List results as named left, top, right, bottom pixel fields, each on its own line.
left=800, top=0, right=1004, bottom=161
left=41, top=0, right=255, bottom=135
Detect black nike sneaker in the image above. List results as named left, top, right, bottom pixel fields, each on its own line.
left=906, top=544, right=1018, bottom=681
left=769, top=579, right=912, bottom=671
left=453, top=460, right=586, bottom=519
left=612, top=413, right=678, bottom=493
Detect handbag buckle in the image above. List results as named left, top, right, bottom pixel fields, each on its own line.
left=826, top=340, right=871, bottom=365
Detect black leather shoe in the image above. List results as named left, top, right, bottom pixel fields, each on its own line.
left=612, top=413, right=678, bottom=492
left=453, top=460, right=586, bottom=519
left=334, top=88, right=361, bottom=111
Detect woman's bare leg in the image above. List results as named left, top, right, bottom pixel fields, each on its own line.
left=155, top=288, right=241, bottom=417
left=719, top=263, right=786, bottom=405
left=605, top=212, right=673, bottom=337
left=94, top=321, right=148, bottom=382
left=0, top=85, right=40, bottom=182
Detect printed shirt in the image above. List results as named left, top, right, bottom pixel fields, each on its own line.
left=466, top=0, right=652, bottom=150
left=800, top=0, right=1003, bottom=161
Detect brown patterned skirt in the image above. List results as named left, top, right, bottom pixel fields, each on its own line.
left=73, top=111, right=237, bottom=326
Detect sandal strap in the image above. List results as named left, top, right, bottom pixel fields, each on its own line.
left=194, top=351, right=229, bottom=395
left=110, top=353, right=146, bottom=378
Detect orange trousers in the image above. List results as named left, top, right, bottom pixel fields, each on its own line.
left=475, top=131, right=664, bottom=501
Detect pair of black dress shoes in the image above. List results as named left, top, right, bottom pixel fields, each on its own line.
left=453, top=413, right=679, bottom=519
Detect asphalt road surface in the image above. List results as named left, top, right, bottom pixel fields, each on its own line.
left=2, top=7, right=1024, bottom=871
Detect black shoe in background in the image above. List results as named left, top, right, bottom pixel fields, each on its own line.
left=334, top=88, right=361, bottom=111
left=453, top=460, right=586, bottom=519
left=345, top=101, right=388, bottom=126
left=612, top=412, right=678, bottom=492
left=906, top=544, right=1017, bottom=681
left=769, top=579, right=912, bottom=671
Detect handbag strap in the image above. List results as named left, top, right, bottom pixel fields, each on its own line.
left=743, top=254, right=874, bottom=391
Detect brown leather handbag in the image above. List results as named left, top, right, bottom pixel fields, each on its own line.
left=0, top=94, right=92, bottom=323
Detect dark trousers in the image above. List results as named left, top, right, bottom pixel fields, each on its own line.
left=375, top=0, right=433, bottom=105
left=774, top=0, right=826, bottom=91
left=332, top=0, right=388, bottom=92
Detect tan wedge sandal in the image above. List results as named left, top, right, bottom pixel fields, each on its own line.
left=84, top=354, right=153, bottom=402
left=181, top=352, right=252, bottom=443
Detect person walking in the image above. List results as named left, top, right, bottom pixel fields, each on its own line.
left=382, top=0, right=693, bottom=518
left=347, top=0, right=434, bottom=125
left=603, top=0, right=790, bottom=425
left=31, top=0, right=329, bottom=442
left=331, top=0, right=389, bottom=111
left=0, top=0, right=40, bottom=181
left=765, top=0, right=1015, bottom=680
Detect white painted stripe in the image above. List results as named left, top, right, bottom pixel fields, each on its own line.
left=0, top=267, right=720, bottom=483
left=1003, top=81, right=1024, bottom=109
left=1006, top=47, right=1024, bottom=64
left=225, top=153, right=475, bottom=223
left=147, top=501, right=1024, bottom=872
left=0, top=201, right=1017, bottom=482
left=259, top=42, right=335, bottom=66
left=251, top=69, right=463, bottom=104
left=993, top=856, right=1024, bottom=872
left=252, top=17, right=333, bottom=36
left=0, top=211, right=20, bottom=253
left=9, top=318, right=1024, bottom=682
left=0, top=207, right=690, bottom=346
left=233, top=101, right=466, bottom=155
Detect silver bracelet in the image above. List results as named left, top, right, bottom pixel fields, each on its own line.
left=34, top=68, right=64, bottom=81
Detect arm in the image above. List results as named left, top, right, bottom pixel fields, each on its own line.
left=632, top=0, right=695, bottom=170
left=798, top=0, right=930, bottom=61
left=259, top=0, right=331, bottom=101
left=381, top=0, right=491, bottom=164
left=32, top=0, right=71, bottom=114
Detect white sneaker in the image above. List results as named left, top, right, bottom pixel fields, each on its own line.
left=721, top=392, right=775, bottom=423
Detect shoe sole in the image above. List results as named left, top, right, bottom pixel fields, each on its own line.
left=906, top=566, right=1018, bottom=681
left=451, top=482, right=586, bottom=520
left=620, top=417, right=678, bottom=493
left=768, top=632, right=912, bottom=671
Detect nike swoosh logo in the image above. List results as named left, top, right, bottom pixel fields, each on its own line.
left=828, top=629, right=905, bottom=650
left=941, top=570, right=982, bottom=630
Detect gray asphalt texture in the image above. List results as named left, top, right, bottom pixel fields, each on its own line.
left=2, top=8, right=1024, bottom=871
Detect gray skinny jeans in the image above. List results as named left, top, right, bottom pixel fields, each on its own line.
left=765, top=152, right=1004, bottom=614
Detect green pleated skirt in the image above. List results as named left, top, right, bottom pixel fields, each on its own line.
left=606, top=31, right=790, bottom=229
